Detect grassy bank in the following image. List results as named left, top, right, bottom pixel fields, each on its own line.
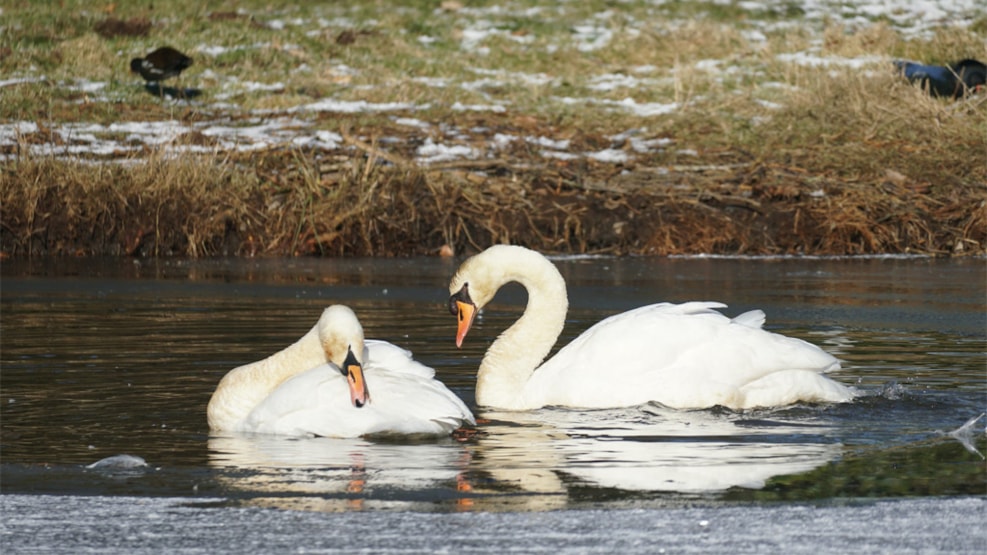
left=1, top=1, right=985, bottom=257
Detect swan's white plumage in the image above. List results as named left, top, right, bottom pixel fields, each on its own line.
left=207, top=306, right=474, bottom=438
left=449, top=245, right=854, bottom=411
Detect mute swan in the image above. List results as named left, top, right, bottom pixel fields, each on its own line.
left=207, top=305, right=474, bottom=438
left=448, top=245, right=855, bottom=411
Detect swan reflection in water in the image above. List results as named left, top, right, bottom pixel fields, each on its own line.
left=208, top=405, right=841, bottom=511
left=208, top=433, right=473, bottom=511
left=474, top=406, right=841, bottom=497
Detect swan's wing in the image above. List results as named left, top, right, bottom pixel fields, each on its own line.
left=365, top=339, right=435, bottom=379
left=527, top=302, right=845, bottom=409
left=364, top=339, right=474, bottom=429
left=546, top=301, right=734, bottom=370
left=240, top=365, right=367, bottom=437
left=360, top=368, right=476, bottom=433
left=240, top=362, right=474, bottom=438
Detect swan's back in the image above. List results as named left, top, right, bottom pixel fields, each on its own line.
left=242, top=358, right=474, bottom=437
left=525, top=302, right=850, bottom=410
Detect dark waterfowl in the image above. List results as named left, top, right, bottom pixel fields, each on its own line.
left=894, top=58, right=986, bottom=99
left=130, top=46, right=193, bottom=83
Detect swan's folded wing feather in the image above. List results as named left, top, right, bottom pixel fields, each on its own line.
left=731, top=309, right=766, bottom=329
left=365, top=339, right=435, bottom=378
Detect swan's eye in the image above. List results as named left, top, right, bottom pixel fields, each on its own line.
left=449, top=283, right=471, bottom=316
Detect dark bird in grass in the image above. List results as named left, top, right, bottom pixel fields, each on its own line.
left=130, top=46, right=193, bottom=83
left=893, top=58, right=986, bottom=99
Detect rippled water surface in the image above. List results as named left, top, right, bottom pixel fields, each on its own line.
left=1, top=256, right=984, bottom=512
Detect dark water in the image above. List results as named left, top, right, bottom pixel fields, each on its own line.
left=1, top=255, right=984, bottom=512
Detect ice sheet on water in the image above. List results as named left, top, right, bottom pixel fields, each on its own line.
left=85, top=454, right=149, bottom=471
left=0, top=494, right=984, bottom=554
left=944, top=413, right=986, bottom=459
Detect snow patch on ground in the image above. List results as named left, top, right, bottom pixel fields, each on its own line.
left=1, top=0, right=979, bottom=165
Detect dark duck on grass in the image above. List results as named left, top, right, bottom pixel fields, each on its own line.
left=130, top=46, right=193, bottom=83
left=894, top=58, right=986, bottom=99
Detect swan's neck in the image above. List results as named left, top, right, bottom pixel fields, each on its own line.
left=475, top=256, right=568, bottom=409
left=207, top=327, right=325, bottom=430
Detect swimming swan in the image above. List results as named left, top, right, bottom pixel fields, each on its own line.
left=207, top=305, right=474, bottom=437
left=448, top=245, right=854, bottom=411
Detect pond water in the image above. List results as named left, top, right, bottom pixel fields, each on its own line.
left=1, top=255, right=984, bottom=512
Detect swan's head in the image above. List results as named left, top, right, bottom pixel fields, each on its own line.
left=448, top=245, right=538, bottom=348
left=316, top=305, right=371, bottom=408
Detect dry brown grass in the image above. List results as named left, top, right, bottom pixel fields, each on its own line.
left=4, top=120, right=983, bottom=258
left=1, top=1, right=985, bottom=258
left=2, top=151, right=254, bottom=257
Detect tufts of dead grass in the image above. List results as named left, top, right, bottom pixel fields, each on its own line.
left=1, top=151, right=260, bottom=257
left=3, top=130, right=983, bottom=258
left=56, top=34, right=118, bottom=82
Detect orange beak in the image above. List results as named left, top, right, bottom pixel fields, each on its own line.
left=455, top=299, right=477, bottom=348
left=342, top=348, right=370, bottom=408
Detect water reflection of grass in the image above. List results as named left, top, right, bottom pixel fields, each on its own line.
left=725, top=437, right=987, bottom=501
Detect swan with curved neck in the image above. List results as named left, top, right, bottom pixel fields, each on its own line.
left=208, top=305, right=474, bottom=437
left=448, top=245, right=854, bottom=411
